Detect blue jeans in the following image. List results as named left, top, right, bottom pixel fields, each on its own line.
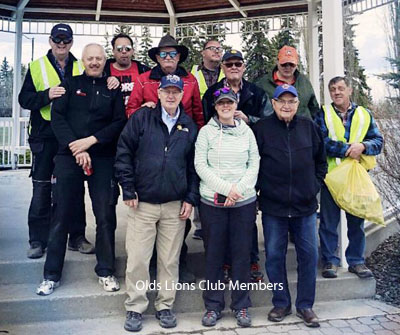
left=319, top=185, right=365, bottom=267
left=262, top=213, right=318, bottom=309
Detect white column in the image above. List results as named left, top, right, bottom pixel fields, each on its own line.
left=11, top=10, right=23, bottom=169
left=307, top=0, right=320, bottom=104
left=322, top=0, right=345, bottom=105
left=322, top=0, right=348, bottom=268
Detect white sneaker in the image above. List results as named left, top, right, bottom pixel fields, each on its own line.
left=36, top=279, right=60, bottom=296
left=98, top=275, right=120, bottom=292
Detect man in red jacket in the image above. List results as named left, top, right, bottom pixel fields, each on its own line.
left=126, top=34, right=204, bottom=128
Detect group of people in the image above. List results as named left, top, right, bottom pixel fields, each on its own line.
left=19, top=22, right=383, bottom=332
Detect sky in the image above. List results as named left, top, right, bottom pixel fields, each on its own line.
left=0, top=5, right=393, bottom=103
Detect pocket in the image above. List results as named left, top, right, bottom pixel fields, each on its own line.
left=28, top=138, right=44, bottom=154
left=109, top=178, right=120, bottom=205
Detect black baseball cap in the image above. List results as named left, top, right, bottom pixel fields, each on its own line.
left=51, top=24, right=73, bottom=39
left=222, top=49, right=244, bottom=62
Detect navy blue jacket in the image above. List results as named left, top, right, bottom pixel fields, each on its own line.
left=115, top=103, right=199, bottom=205
left=253, top=113, right=327, bottom=217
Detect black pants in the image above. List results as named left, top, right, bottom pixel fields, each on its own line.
left=28, top=138, right=86, bottom=248
left=199, top=201, right=256, bottom=312
left=44, top=155, right=118, bottom=281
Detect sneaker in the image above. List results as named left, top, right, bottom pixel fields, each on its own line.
left=124, top=311, right=143, bottom=332
left=250, top=263, right=264, bottom=282
left=98, top=275, right=120, bottom=292
left=223, top=264, right=232, bottom=284
left=348, top=264, right=374, bottom=279
left=192, top=229, right=203, bottom=240
left=234, top=308, right=251, bottom=327
left=268, top=306, right=292, bottom=322
left=68, top=236, right=95, bottom=254
left=36, top=279, right=60, bottom=296
left=155, top=309, right=177, bottom=328
left=27, top=242, right=44, bottom=259
left=179, top=263, right=196, bottom=284
left=322, top=263, right=338, bottom=278
left=202, top=310, right=222, bottom=327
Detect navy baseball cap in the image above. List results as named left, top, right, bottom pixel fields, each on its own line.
left=51, top=24, right=73, bottom=39
left=273, top=84, right=298, bottom=99
left=222, top=49, right=244, bottom=62
left=159, top=75, right=184, bottom=91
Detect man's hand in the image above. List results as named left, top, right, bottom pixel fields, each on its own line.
left=49, top=85, right=66, bottom=100
left=179, top=202, right=193, bottom=220
left=345, top=143, right=365, bottom=161
left=107, top=76, right=120, bottom=90
left=69, top=136, right=98, bottom=156
left=75, top=151, right=91, bottom=169
left=234, top=110, right=249, bottom=124
left=124, top=193, right=139, bottom=209
left=141, top=101, right=156, bottom=109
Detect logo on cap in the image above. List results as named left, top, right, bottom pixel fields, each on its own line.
left=281, top=84, right=290, bottom=89
left=166, top=74, right=180, bottom=83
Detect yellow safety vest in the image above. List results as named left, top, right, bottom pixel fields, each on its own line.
left=191, top=65, right=225, bottom=98
left=322, top=104, right=371, bottom=172
left=29, top=56, right=84, bottom=121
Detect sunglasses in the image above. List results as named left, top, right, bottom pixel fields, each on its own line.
left=223, top=61, right=243, bottom=68
left=116, top=45, right=132, bottom=52
left=51, top=36, right=73, bottom=44
left=158, top=51, right=178, bottom=59
left=280, top=63, right=296, bottom=68
left=204, top=46, right=223, bottom=53
left=213, top=87, right=231, bottom=97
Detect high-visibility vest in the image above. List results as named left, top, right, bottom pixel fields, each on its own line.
left=322, top=104, right=371, bottom=172
left=29, top=56, right=84, bottom=121
left=191, top=65, right=225, bottom=98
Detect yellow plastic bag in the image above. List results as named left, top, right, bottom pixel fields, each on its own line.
left=324, top=158, right=385, bottom=225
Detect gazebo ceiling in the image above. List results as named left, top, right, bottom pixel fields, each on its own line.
left=0, top=0, right=310, bottom=24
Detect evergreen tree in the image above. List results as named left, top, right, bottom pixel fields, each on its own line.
left=0, top=57, right=14, bottom=116
left=343, top=16, right=371, bottom=107
left=104, top=32, right=113, bottom=58
left=138, top=26, right=155, bottom=68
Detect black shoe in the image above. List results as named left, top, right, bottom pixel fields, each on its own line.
left=192, top=229, right=203, bottom=240
left=202, top=310, right=222, bottom=327
left=68, top=236, right=95, bottom=254
left=124, top=311, right=142, bottom=332
left=234, top=308, right=251, bottom=327
left=155, top=309, right=177, bottom=328
left=179, top=263, right=196, bottom=284
left=296, top=308, right=320, bottom=328
left=348, top=264, right=374, bottom=279
left=27, top=242, right=44, bottom=259
left=268, top=306, right=292, bottom=322
left=250, top=262, right=264, bottom=282
left=322, top=263, right=338, bottom=278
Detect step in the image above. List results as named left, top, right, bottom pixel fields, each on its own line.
left=0, top=268, right=375, bottom=325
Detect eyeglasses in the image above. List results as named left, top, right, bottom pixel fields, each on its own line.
left=274, top=98, right=298, bottom=106
left=51, top=36, right=73, bottom=44
left=223, top=62, right=244, bottom=68
left=116, top=45, right=132, bottom=52
left=158, top=51, right=178, bottom=59
left=280, top=63, right=296, bottom=68
left=213, top=87, right=231, bottom=97
left=159, top=89, right=182, bottom=97
left=205, top=46, right=223, bottom=53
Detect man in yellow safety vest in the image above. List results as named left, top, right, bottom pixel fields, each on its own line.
left=315, top=76, right=383, bottom=279
left=18, top=24, right=92, bottom=259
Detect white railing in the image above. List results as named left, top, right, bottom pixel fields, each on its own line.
left=0, top=116, right=31, bottom=169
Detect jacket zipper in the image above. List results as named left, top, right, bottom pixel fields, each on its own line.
left=287, top=124, right=292, bottom=218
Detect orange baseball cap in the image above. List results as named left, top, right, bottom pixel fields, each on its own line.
left=278, top=45, right=298, bottom=65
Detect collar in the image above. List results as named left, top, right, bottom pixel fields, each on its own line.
left=223, top=78, right=243, bottom=91
left=199, top=62, right=220, bottom=73
left=150, top=64, right=188, bottom=80
left=161, top=105, right=180, bottom=121
left=331, top=101, right=356, bottom=114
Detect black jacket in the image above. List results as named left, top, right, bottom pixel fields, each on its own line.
left=19, top=50, right=77, bottom=140
left=202, top=78, right=273, bottom=125
left=51, top=72, right=126, bottom=157
left=253, top=113, right=327, bottom=217
left=115, top=103, right=199, bottom=206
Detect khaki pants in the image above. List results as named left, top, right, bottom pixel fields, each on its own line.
left=125, top=201, right=185, bottom=313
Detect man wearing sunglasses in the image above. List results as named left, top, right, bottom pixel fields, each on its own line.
left=19, top=23, right=94, bottom=259
left=191, top=40, right=225, bottom=99
left=256, top=45, right=319, bottom=120
left=105, top=33, right=150, bottom=107
left=126, top=34, right=204, bottom=128
left=202, top=49, right=273, bottom=284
